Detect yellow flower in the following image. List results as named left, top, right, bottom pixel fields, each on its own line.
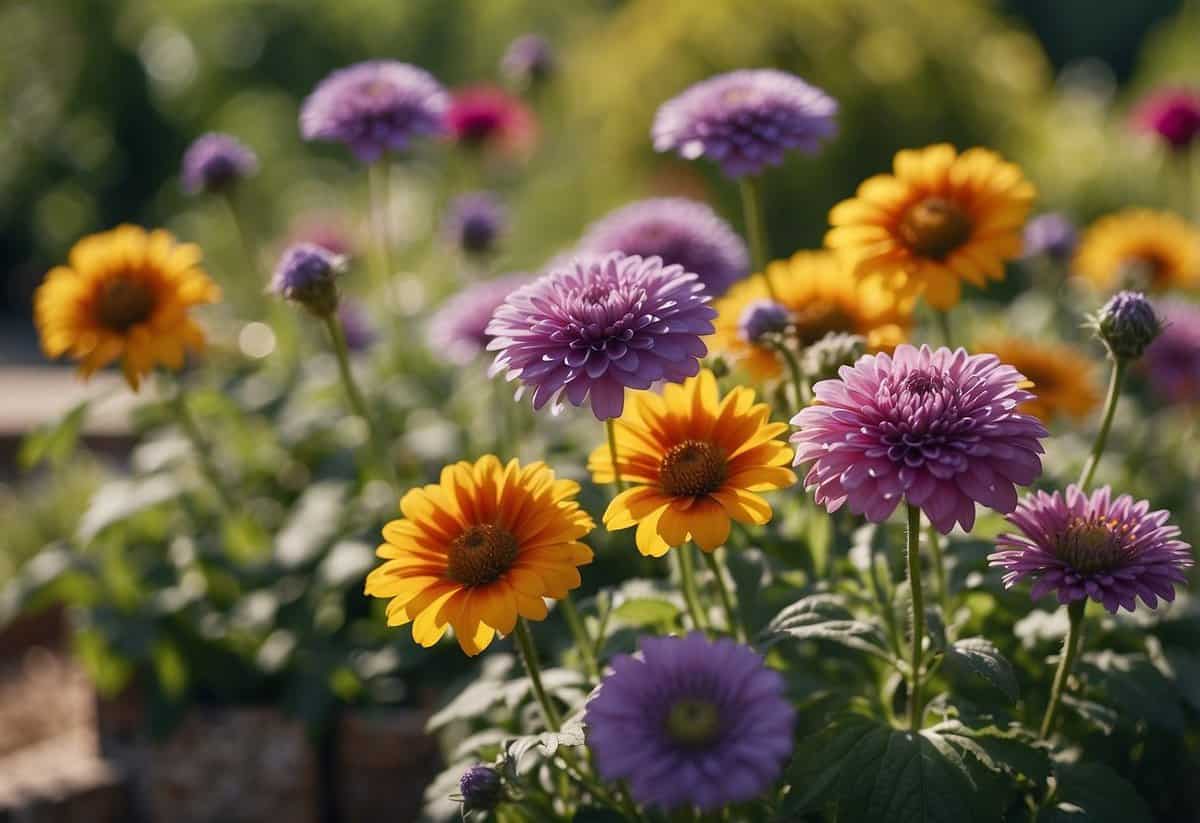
left=825, top=143, right=1036, bottom=310
left=589, top=370, right=796, bottom=557
left=710, top=250, right=911, bottom=380
left=976, top=338, right=1100, bottom=423
left=365, top=456, right=594, bottom=656
left=1073, top=209, right=1200, bottom=292
left=34, top=225, right=220, bottom=390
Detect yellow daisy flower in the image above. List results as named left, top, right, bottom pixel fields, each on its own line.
left=365, top=456, right=594, bottom=657
left=589, top=370, right=796, bottom=557
left=34, top=225, right=220, bottom=390
left=825, top=143, right=1036, bottom=310
left=976, top=338, right=1100, bottom=423
left=1073, top=208, right=1200, bottom=292
left=709, top=250, right=911, bottom=380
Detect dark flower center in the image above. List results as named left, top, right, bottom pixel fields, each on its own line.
left=446, top=524, right=519, bottom=587
left=898, top=197, right=972, bottom=260
left=1054, top=516, right=1131, bottom=574
left=96, top=275, right=156, bottom=332
left=659, top=440, right=727, bottom=497
left=790, top=300, right=855, bottom=347
left=664, top=697, right=722, bottom=748
left=903, top=370, right=945, bottom=396
left=457, top=110, right=505, bottom=143
left=1119, top=252, right=1171, bottom=288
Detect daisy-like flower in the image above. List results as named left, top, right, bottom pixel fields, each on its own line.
left=1143, top=299, right=1200, bottom=405
left=826, top=143, right=1036, bottom=310
left=585, top=632, right=794, bottom=812
left=709, top=251, right=911, bottom=381
left=989, top=485, right=1193, bottom=613
left=427, top=274, right=531, bottom=366
left=181, top=132, right=257, bottom=195
left=34, top=225, right=220, bottom=390
left=976, top=338, right=1100, bottom=423
left=792, top=344, right=1048, bottom=534
left=1131, top=88, right=1200, bottom=151
left=652, top=69, right=837, bottom=178
left=577, top=197, right=750, bottom=296
left=364, top=455, right=594, bottom=656
left=487, top=253, right=716, bottom=420
left=1073, top=209, right=1200, bottom=292
left=300, top=60, right=448, bottom=162
left=589, top=370, right=795, bottom=556
left=445, top=86, right=537, bottom=158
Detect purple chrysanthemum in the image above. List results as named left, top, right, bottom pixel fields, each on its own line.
left=300, top=61, right=448, bottom=162
left=271, top=243, right=345, bottom=316
left=652, top=69, right=837, bottom=178
left=181, top=133, right=257, bottom=194
left=428, top=274, right=531, bottom=366
left=791, top=345, right=1049, bottom=534
left=585, top=633, right=794, bottom=812
left=444, top=192, right=507, bottom=256
left=501, top=34, right=555, bottom=88
left=486, top=253, right=716, bottom=420
left=577, top=198, right=750, bottom=296
left=989, top=485, right=1193, bottom=613
left=1022, top=212, right=1077, bottom=261
left=1143, top=299, right=1200, bottom=404
left=1132, top=88, right=1200, bottom=151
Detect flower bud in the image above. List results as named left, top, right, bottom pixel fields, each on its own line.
left=445, top=193, right=507, bottom=256
left=501, top=34, right=556, bottom=90
left=271, top=243, right=345, bottom=317
left=1091, top=290, right=1162, bottom=361
left=181, top=133, right=258, bottom=195
left=458, top=764, right=504, bottom=813
left=802, top=332, right=867, bottom=383
left=737, top=300, right=791, bottom=344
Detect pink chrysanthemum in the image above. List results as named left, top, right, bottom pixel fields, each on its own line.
left=989, top=485, right=1193, bottom=613
left=791, top=345, right=1048, bottom=533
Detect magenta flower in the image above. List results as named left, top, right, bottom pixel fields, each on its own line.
left=444, top=86, right=536, bottom=157
left=792, top=345, right=1048, bottom=533
left=585, top=633, right=794, bottom=812
left=428, top=274, right=531, bottom=366
left=181, top=133, right=257, bottom=194
left=486, top=253, right=716, bottom=419
left=577, top=197, right=750, bottom=296
left=989, top=485, right=1193, bottom=613
left=1132, top=88, right=1200, bottom=151
left=1143, top=299, right=1200, bottom=405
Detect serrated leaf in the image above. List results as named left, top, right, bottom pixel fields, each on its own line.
left=942, top=637, right=1019, bottom=701
left=1040, top=760, right=1154, bottom=823
left=1075, top=650, right=1184, bottom=732
left=762, top=594, right=894, bottom=663
left=931, top=720, right=1050, bottom=786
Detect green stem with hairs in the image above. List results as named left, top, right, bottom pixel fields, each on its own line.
left=514, top=618, right=562, bottom=732
left=324, top=313, right=398, bottom=490
left=905, top=503, right=926, bottom=731
left=559, top=594, right=600, bottom=681
left=738, top=176, right=778, bottom=301
left=677, top=544, right=708, bottom=631
left=1039, top=598, right=1086, bottom=740
left=702, top=550, right=746, bottom=642
left=1077, top=358, right=1126, bottom=491
left=605, top=418, right=625, bottom=492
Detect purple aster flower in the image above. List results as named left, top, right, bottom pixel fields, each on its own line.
left=486, top=253, right=717, bottom=420
left=428, top=274, right=531, bottom=365
left=737, top=299, right=791, bottom=343
left=652, top=69, right=837, bottom=178
left=1132, top=88, right=1200, bottom=151
left=337, top=300, right=376, bottom=353
left=444, top=192, right=507, bottom=256
left=501, top=34, right=556, bottom=88
left=989, top=485, right=1193, bottom=613
left=1142, top=299, right=1200, bottom=404
left=271, top=243, right=346, bottom=316
left=300, top=61, right=448, bottom=162
left=792, top=344, right=1048, bottom=534
left=458, top=764, right=504, bottom=812
left=585, top=632, right=794, bottom=812
left=1022, top=212, right=1077, bottom=261
left=578, top=198, right=750, bottom=296
left=181, top=132, right=257, bottom=194
left=1090, top=290, right=1162, bottom=361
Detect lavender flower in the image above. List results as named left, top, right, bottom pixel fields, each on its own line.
left=181, top=133, right=257, bottom=194
left=585, top=633, right=794, bottom=812
left=458, top=764, right=504, bottom=812
left=737, top=300, right=791, bottom=343
left=792, top=344, right=1048, bottom=534
left=1132, top=88, right=1200, bottom=151
left=1143, top=300, right=1200, bottom=404
left=487, top=253, right=716, bottom=419
left=501, top=34, right=556, bottom=88
left=444, top=193, right=507, bottom=256
left=989, top=485, right=1193, bottom=613
left=428, top=274, right=531, bottom=365
left=1090, top=290, right=1162, bottom=361
left=271, top=243, right=346, bottom=316
left=1022, top=213, right=1077, bottom=261
left=300, top=61, right=448, bottom=162
left=578, top=198, right=750, bottom=295
left=652, top=69, right=837, bottom=178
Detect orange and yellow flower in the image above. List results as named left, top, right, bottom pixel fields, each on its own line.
left=365, top=456, right=594, bottom=656
left=34, top=225, right=220, bottom=390
left=976, top=338, right=1100, bottom=423
left=589, top=370, right=796, bottom=557
left=825, top=143, right=1036, bottom=310
left=1073, top=208, right=1200, bottom=292
left=709, top=250, right=911, bottom=380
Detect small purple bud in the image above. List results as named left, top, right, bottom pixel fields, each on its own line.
left=1092, top=290, right=1163, bottom=361
left=737, top=299, right=791, bottom=343
left=458, top=764, right=504, bottom=812
left=271, top=243, right=346, bottom=316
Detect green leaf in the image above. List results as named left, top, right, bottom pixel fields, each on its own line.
left=1075, top=650, right=1184, bottom=732
left=941, top=637, right=1019, bottom=701
left=611, top=597, right=680, bottom=629
left=931, top=720, right=1050, bottom=787
left=19, top=399, right=90, bottom=470
left=761, top=594, right=895, bottom=663
left=1060, top=695, right=1118, bottom=735
left=1039, top=760, right=1154, bottom=823
left=571, top=807, right=626, bottom=822
left=77, top=474, right=184, bottom=542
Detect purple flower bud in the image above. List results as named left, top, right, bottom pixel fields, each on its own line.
left=444, top=193, right=507, bottom=256
left=501, top=34, right=556, bottom=88
left=458, top=764, right=504, bottom=812
left=737, top=299, right=791, bottom=343
left=181, top=133, right=257, bottom=194
left=271, top=243, right=346, bottom=316
left=1022, top=212, right=1077, bottom=261
left=1092, top=290, right=1162, bottom=361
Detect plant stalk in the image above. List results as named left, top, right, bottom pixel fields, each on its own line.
left=1039, top=598, right=1086, bottom=739
left=514, top=618, right=562, bottom=732
left=905, top=503, right=925, bottom=731
left=1077, top=358, right=1126, bottom=491
left=738, top=176, right=778, bottom=300
left=702, top=550, right=747, bottom=642
left=677, top=544, right=708, bottom=631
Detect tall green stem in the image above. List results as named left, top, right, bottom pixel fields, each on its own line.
left=766, top=338, right=809, bottom=415
left=367, top=161, right=393, bottom=296
left=738, top=176, right=778, bottom=300
left=169, top=386, right=237, bottom=513
left=514, top=618, right=562, bottom=731
left=1077, top=359, right=1126, bottom=491
left=702, top=550, right=746, bottom=642
left=1039, top=598, right=1086, bottom=739
left=904, top=503, right=925, bottom=731
left=605, top=418, right=625, bottom=492
left=677, top=544, right=708, bottom=631
left=559, top=594, right=600, bottom=680
left=324, top=313, right=398, bottom=490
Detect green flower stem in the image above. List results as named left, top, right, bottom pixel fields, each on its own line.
left=1039, top=598, right=1086, bottom=739
left=324, top=313, right=399, bottom=491
left=605, top=418, right=625, bottom=492
left=926, top=522, right=949, bottom=614
left=766, top=338, right=808, bottom=415
left=677, top=544, right=708, bottom=631
left=701, top=549, right=746, bottom=642
left=367, top=160, right=393, bottom=297
left=1077, top=358, right=1127, bottom=491
left=934, top=309, right=954, bottom=347
left=169, top=384, right=237, bottom=513
left=904, top=502, right=926, bottom=731
left=514, top=618, right=562, bottom=732
left=559, top=593, right=600, bottom=681
left=738, top=176, right=778, bottom=301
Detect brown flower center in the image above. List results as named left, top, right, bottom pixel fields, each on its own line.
left=1119, top=252, right=1171, bottom=288
left=659, top=440, right=727, bottom=497
left=1054, top=516, right=1130, bottom=574
left=447, top=524, right=519, bottom=587
left=898, top=197, right=972, bottom=260
left=790, top=300, right=856, bottom=347
left=96, top=275, right=156, bottom=333
left=665, top=697, right=722, bottom=748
